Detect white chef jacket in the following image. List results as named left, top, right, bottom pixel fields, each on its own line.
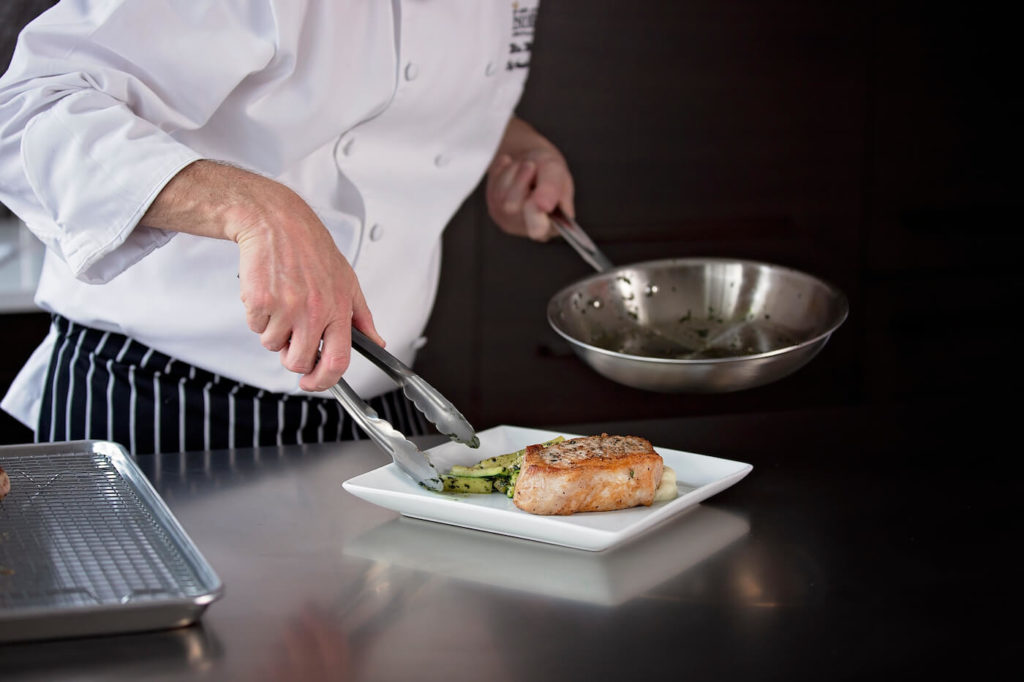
left=0, top=0, right=539, bottom=429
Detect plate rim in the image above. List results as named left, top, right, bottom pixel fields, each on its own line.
left=342, top=424, right=752, bottom=551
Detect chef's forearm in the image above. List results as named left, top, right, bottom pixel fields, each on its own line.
left=140, top=160, right=288, bottom=243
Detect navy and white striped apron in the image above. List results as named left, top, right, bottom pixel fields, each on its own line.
left=36, top=315, right=429, bottom=455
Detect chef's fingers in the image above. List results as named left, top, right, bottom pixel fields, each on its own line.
left=350, top=286, right=385, bottom=349
left=242, top=278, right=278, bottom=337
left=522, top=200, right=553, bottom=241
left=247, top=311, right=272, bottom=334
left=490, top=157, right=525, bottom=206
left=500, top=160, right=536, bottom=215
left=260, top=316, right=293, bottom=353
left=489, top=153, right=514, bottom=182
left=486, top=156, right=516, bottom=205
left=521, top=159, right=573, bottom=241
left=284, top=319, right=327, bottom=377
left=300, top=321, right=351, bottom=392
left=534, top=156, right=575, bottom=215
left=558, top=194, right=576, bottom=220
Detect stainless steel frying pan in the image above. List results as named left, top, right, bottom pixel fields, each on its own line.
left=547, top=211, right=849, bottom=393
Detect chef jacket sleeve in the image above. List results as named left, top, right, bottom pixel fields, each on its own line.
left=0, top=1, right=277, bottom=284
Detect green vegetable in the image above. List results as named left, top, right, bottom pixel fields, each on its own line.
left=470, top=451, right=523, bottom=470
left=441, top=475, right=497, bottom=494
left=440, top=436, right=566, bottom=497
left=506, top=469, right=520, bottom=498
left=448, top=464, right=506, bottom=477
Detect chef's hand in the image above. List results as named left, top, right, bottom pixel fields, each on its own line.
left=140, top=160, right=384, bottom=392
left=486, top=116, right=575, bottom=241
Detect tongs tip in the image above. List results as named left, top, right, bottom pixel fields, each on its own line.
left=440, top=429, right=480, bottom=449
left=419, top=476, right=444, bottom=492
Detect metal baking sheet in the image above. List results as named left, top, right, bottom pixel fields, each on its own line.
left=0, top=440, right=223, bottom=642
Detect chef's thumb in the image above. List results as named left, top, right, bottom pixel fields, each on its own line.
left=531, top=158, right=574, bottom=218
left=351, top=293, right=385, bottom=349
left=523, top=200, right=554, bottom=241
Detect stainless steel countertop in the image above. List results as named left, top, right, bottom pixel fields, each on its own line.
left=1, top=403, right=1012, bottom=680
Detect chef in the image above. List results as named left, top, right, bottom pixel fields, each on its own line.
left=0, top=1, right=574, bottom=454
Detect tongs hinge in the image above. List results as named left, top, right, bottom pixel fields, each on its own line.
left=350, top=329, right=479, bottom=449
left=327, top=328, right=479, bottom=490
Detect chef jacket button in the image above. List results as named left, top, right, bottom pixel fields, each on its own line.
left=433, top=154, right=450, bottom=168
left=369, top=223, right=383, bottom=241
left=404, top=62, right=419, bottom=81
left=341, top=137, right=356, bottom=157
left=485, top=61, right=497, bottom=77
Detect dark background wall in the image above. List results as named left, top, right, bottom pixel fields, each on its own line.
left=415, top=0, right=1021, bottom=430
left=410, top=1, right=1021, bottom=431
left=2, top=1, right=1020, bottom=443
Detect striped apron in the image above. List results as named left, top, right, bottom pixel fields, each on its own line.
left=36, top=315, right=429, bottom=455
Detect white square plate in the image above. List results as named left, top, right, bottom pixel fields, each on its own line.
left=342, top=425, right=753, bottom=552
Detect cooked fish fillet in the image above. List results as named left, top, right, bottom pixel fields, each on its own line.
left=0, top=465, right=9, bottom=499
left=512, top=434, right=663, bottom=515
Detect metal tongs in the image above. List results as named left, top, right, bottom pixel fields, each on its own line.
left=549, top=207, right=614, bottom=273
left=328, top=328, right=479, bottom=490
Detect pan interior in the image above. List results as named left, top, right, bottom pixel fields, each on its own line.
left=549, top=259, right=848, bottom=361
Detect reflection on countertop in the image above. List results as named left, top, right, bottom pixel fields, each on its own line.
left=0, top=622, right=222, bottom=682
left=344, top=505, right=750, bottom=607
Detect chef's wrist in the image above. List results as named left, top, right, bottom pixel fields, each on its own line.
left=187, top=160, right=265, bottom=244
left=143, top=159, right=270, bottom=244
left=495, top=116, right=561, bottom=161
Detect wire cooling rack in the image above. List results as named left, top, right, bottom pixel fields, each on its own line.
left=0, top=441, right=221, bottom=642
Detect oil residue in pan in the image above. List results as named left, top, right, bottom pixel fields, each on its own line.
left=566, top=270, right=808, bottom=360
left=572, top=298, right=801, bottom=361
left=585, top=318, right=799, bottom=359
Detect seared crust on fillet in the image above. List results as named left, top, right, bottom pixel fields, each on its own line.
left=513, top=434, right=663, bottom=515
left=0, top=465, right=9, bottom=499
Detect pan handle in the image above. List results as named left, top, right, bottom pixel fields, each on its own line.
left=550, top=208, right=615, bottom=273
